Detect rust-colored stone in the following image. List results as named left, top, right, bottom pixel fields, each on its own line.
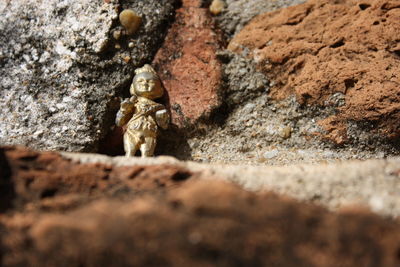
left=0, top=146, right=193, bottom=209
left=153, top=0, right=222, bottom=128
left=2, top=146, right=400, bottom=266
left=229, top=0, right=400, bottom=143
left=2, top=178, right=400, bottom=266
left=317, top=117, right=348, bottom=146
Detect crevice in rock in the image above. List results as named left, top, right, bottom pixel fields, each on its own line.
left=171, top=170, right=192, bottom=181
left=0, top=148, right=15, bottom=213
left=40, top=188, right=58, bottom=199
left=206, top=102, right=231, bottom=127
left=359, top=4, right=371, bottom=10
left=173, top=0, right=183, bottom=9
left=392, top=49, right=400, bottom=58
left=97, top=0, right=182, bottom=157
left=330, top=39, right=345, bottom=48
left=344, top=78, right=357, bottom=91
left=381, top=2, right=400, bottom=10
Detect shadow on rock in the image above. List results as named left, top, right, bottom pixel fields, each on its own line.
left=0, top=148, right=15, bottom=213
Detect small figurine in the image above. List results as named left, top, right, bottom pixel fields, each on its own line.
left=116, top=64, right=169, bottom=157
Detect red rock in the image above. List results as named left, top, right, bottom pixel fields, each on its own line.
left=153, top=0, right=222, bottom=128
left=2, top=177, right=400, bottom=266
left=228, top=0, right=400, bottom=143
left=0, top=146, right=194, bottom=209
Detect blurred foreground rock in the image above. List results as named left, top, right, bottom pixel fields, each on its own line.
left=1, top=146, right=400, bottom=266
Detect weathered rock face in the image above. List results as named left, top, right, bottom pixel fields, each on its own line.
left=228, top=0, right=400, bottom=144
left=0, top=0, right=176, bottom=152
left=1, top=146, right=400, bottom=266
left=153, top=0, right=223, bottom=128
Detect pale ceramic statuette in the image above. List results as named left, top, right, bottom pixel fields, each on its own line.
left=115, top=64, right=169, bottom=157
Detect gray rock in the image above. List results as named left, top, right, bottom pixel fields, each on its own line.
left=215, top=0, right=306, bottom=39
left=263, top=149, right=279, bottom=159
left=0, top=0, right=176, bottom=152
left=219, top=50, right=269, bottom=106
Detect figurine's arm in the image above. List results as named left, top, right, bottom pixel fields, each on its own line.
left=115, top=96, right=137, bottom=127
left=155, top=108, right=169, bottom=130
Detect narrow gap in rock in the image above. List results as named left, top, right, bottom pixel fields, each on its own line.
left=289, top=60, right=305, bottom=75
left=98, top=0, right=182, bottom=157
left=381, top=3, right=400, bottom=10
left=40, top=188, right=58, bottom=199
left=0, top=149, right=16, bottom=213
left=392, top=50, right=400, bottom=58
left=330, top=39, right=345, bottom=48
left=174, top=0, right=183, bottom=9
left=359, top=4, right=371, bottom=10
left=207, top=102, right=231, bottom=126
left=200, top=0, right=213, bottom=8
left=171, top=170, right=192, bottom=181
left=344, top=78, right=357, bottom=90
left=301, top=93, right=312, bottom=102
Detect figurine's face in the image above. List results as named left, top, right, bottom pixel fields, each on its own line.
left=131, top=72, right=163, bottom=99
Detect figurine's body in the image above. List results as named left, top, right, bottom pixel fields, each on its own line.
left=116, top=65, right=169, bottom=157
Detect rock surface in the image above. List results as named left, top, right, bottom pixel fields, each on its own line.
left=0, top=0, right=176, bottom=152
left=164, top=0, right=400, bottom=165
left=62, top=149, right=400, bottom=218
left=3, top=0, right=400, bottom=264
left=215, top=0, right=305, bottom=39
left=2, top=146, right=400, bottom=266
left=153, top=0, right=223, bottom=128
left=228, top=0, right=400, bottom=144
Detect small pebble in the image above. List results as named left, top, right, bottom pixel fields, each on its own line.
left=280, top=126, right=292, bottom=139
left=209, top=0, right=225, bottom=15
left=119, top=9, right=142, bottom=35
left=123, top=56, right=131, bottom=63
left=113, top=30, right=121, bottom=40
left=115, top=44, right=121, bottom=49
left=128, top=42, right=135, bottom=48
left=263, top=149, right=279, bottom=159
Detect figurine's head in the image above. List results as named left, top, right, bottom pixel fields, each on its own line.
left=131, top=64, right=163, bottom=99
